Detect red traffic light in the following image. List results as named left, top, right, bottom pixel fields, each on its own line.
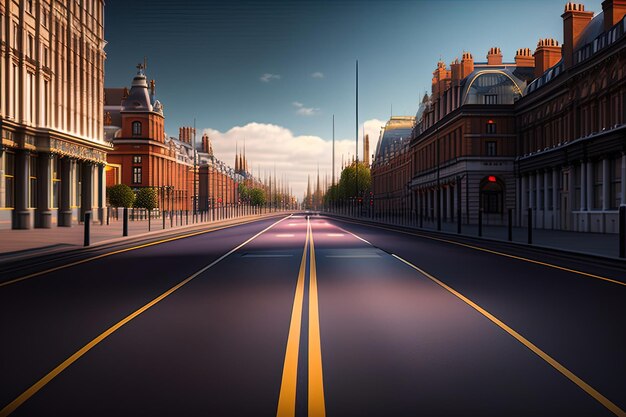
left=488, top=175, right=497, bottom=183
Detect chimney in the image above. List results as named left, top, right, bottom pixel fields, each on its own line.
left=486, top=47, right=503, bottom=65
left=562, top=3, right=594, bottom=68
left=202, top=133, right=210, bottom=153
left=461, top=52, right=474, bottom=78
left=533, top=38, right=562, bottom=78
left=515, top=48, right=535, bottom=67
left=450, top=58, right=461, bottom=83
left=602, top=0, right=626, bottom=30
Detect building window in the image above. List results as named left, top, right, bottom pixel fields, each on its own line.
left=132, top=167, right=142, bottom=184
left=27, top=34, right=35, bottom=58
left=26, top=0, right=34, bottom=14
left=4, top=152, right=15, bottom=208
left=132, top=121, right=142, bottom=136
left=486, top=121, right=497, bottom=134
left=485, top=141, right=497, bottom=156
left=43, top=46, right=49, bottom=67
left=12, top=22, right=18, bottom=49
left=132, top=155, right=142, bottom=164
left=484, top=94, right=497, bottom=105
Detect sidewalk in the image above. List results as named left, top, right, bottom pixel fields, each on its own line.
left=326, top=212, right=623, bottom=260
left=0, top=210, right=291, bottom=261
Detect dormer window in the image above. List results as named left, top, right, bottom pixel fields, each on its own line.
left=132, top=121, right=142, bottom=136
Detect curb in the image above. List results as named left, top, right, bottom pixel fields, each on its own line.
left=0, top=212, right=292, bottom=267
left=322, top=213, right=626, bottom=268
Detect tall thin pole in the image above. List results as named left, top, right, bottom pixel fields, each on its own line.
left=355, top=60, right=359, bottom=204
left=332, top=114, right=335, bottom=188
left=193, top=118, right=197, bottom=217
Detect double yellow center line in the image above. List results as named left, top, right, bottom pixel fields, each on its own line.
left=276, top=217, right=326, bottom=417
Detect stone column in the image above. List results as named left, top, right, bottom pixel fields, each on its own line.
left=14, top=150, right=31, bottom=229
left=543, top=170, right=551, bottom=229
left=552, top=167, right=559, bottom=229
left=602, top=159, right=610, bottom=211
left=521, top=174, right=527, bottom=212
left=59, top=157, right=72, bottom=226
left=529, top=172, right=535, bottom=211
left=535, top=171, right=541, bottom=226
left=0, top=153, right=5, bottom=207
left=80, top=161, right=93, bottom=222
left=622, top=153, right=626, bottom=205
left=586, top=161, right=593, bottom=211
left=98, top=164, right=105, bottom=222
left=35, top=153, right=52, bottom=228
left=444, top=185, right=453, bottom=220
left=580, top=162, right=587, bottom=211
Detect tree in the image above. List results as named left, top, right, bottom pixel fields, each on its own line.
left=238, top=183, right=250, bottom=202
left=326, top=162, right=371, bottom=202
left=107, top=184, right=135, bottom=208
left=249, top=187, right=266, bottom=206
left=134, top=187, right=158, bottom=211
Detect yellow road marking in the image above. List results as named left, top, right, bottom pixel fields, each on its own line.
left=0, top=216, right=289, bottom=417
left=276, top=217, right=310, bottom=417
left=0, top=216, right=283, bottom=289
left=308, top=220, right=326, bottom=417
left=392, top=253, right=626, bottom=417
left=332, top=217, right=626, bottom=287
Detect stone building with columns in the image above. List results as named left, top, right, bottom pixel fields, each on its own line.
left=0, top=0, right=109, bottom=229
left=516, top=1, right=626, bottom=233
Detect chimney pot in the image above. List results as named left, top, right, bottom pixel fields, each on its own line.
left=562, top=3, right=594, bottom=68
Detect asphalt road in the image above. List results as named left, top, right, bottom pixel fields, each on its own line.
left=1, top=213, right=624, bottom=416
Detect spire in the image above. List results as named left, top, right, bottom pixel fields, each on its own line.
left=235, top=143, right=239, bottom=172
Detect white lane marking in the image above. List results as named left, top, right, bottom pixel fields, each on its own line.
left=326, top=233, right=344, bottom=237
left=276, top=234, right=296, bottom=238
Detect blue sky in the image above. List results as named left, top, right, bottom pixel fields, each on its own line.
left=104, top=0, right=604, bottom=196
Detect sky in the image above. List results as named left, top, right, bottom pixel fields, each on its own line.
left=104, top=0, right=604, bottom=198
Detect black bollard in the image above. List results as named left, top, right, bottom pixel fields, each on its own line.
left=508, top=208, right=513, bottom=241
left=123, top=207, right=129, bottom=237
left=84, top=212, right=91, bottom=246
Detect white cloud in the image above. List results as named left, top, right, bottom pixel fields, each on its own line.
left=311, top=72, right=324, bottom=79
left=201, top=119, right=383, bottom=201
left=292, top=101, right=320, bottom=116
left=260, top=73, right=281, bottom=83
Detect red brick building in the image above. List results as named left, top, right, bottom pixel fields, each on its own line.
left=406, top=48, right=535, bottom=226
left=373, top=1, right=626, bottom=233
left=104, top=67, right=193, bottom=211
left=516, top=1, right=626, bottom=233
left=371, top=117, right=414, bottom=217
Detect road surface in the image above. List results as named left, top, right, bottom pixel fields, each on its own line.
left=1, top=213, right=624, bottom=416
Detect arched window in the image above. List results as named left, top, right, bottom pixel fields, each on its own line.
left=480, top=176, right=504, bottom=214
left=132, top=121, right=142, bottom=136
